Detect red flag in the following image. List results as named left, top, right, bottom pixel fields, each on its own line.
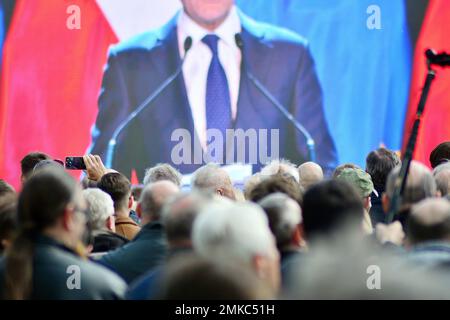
left=0, top=0, right=118, bottom=188
left=403, top=0, right=450, bottom=166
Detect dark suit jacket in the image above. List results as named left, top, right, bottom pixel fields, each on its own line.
left=0, top=235, right=126, bottom=300
left=98, top=221, right=167, bottom=284
left=89, top=10, right=337, bottom=180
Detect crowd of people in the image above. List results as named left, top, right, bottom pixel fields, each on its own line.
left=1, top=142, right=450, bottom=299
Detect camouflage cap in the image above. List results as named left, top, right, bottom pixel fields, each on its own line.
left=336, top=167, right=374, bottom=198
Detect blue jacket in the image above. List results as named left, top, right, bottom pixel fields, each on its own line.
left=0, top=235, right=126, bottom=299
left=98, top=221, right=167, bottom=284
left=89, top=10, right=337, bottom=180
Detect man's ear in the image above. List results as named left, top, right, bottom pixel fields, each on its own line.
left=136, top=202, right=142, bottom=219
left=105, top=215, right=115, bottom=232
left=216, top=189, right=224, bottom=196
left=382, top=193, right=390, bottom=214
left=128, top=196, right=133, bottom=209
left=61, top=206, right=75, bottom=231
left=252, top=255, right=266, bottom=278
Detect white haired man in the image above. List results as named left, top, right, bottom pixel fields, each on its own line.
left=82, top=188, right=129, bottom=254
left=192, top=200, right=280, bottom=294
left=191, top=163, right=236, bottom=200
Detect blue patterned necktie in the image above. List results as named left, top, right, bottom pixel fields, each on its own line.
left=202, top=34, right=232, bottom=161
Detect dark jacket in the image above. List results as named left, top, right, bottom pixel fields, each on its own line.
left=369, top=190, right=385, bottom=226
left=92, top=230, right=129, bottom=253
left=0, top=235, right=127, bottom=299
left=98, top=221, right=167, bottom=284
left=127, top=247, right=192, bottom=300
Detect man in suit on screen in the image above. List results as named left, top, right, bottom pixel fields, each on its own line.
left=88, top=0, right=337, bottom=180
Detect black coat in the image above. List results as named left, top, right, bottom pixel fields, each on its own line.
left=98, top=221, right=167, bottom=284
left=92, top=230, right=129, bottom=253
left=0, top=235, right=127, bottom=299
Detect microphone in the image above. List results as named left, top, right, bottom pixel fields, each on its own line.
left=234, top=33, right=316, bottom=162
left=426, top=49, right=450, bottom=67
left=105, top=37, right=193, bottom=168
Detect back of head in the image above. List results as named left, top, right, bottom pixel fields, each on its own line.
left=430, top=141, right=450, bottom=168
left=82, top=188, right=114, bottom=231
left=0, top=193, right=17, bottom=254
left=139, top=180, right=180, bottom=222
left=248, top=174, right=303, bottom=204
left=385, top=160, right=436, bottom=206
left=433, top=163, right=450, bottom=197
left=302, top=180, right=364, bottom=240
left=193, top=201, right=275, bottom=267
left=0, top=179, right=15, bottom=198
left=5, top=168, right=80, bottom=299
left=20, top=152, right=51, bottom=181
left=298, top=162, right=323, bottom=190
left=97, top=172, right=131, bottom=211
left=191, top=163, right=234, bottom=199
left=332, top=163, right=361, bottom=179
left=335, top=168, right=374, bottom=199
left=143, top=163, right=182, bottom=186
left=258, top=193, right=302, bottom=250
left=161, top=191, right=213, bottom=247
left=157, top=255, right=273, bottom=300
left=407, top=198, right=450, bottom=246
left=32, top=160, right=64, bottom=175
left=366, top=148, right=400, bottom=192
left=260, top=159, right=300, bottom=182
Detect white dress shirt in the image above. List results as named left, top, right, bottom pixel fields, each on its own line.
left=177, top=6, right=242, bottom=150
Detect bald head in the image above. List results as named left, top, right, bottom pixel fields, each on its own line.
left=191, top=164, right=235, bottom=200
left=139, top=180, right=180, bottom=223
left=385, top=161, right=436, bottom=206
left=161, top=192, right=216, bottom=248
left=298, top=162, right=323, bottom=190
left=434, top=163, right=450, bottom=197
left=408, top=198, right=450, bottom=245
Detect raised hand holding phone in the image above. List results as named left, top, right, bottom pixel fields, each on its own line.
left=83, top=154, right=108, bottom=182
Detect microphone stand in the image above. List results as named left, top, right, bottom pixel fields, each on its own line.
left=234, top=34, right=316, bottom=162
left=385, top=52, right=437, bottom=223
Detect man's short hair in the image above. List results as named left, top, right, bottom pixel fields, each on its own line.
left=192, top=201, right=275, bottom=267
left=430, top=142, right=450, bottom=169
left=157, top=255, right=272, bottom=300
left=82, top=188, right=114, bottom=230
left=248, top=174, right=303, bottom=204
left=0, top=180, right=15, bottom=197
left=97, top=172, right=131, bottom=211
left=433, top=163, right=450, bottom=197
left=0, top=193, right=17, bottom=254
left=161, top=192, right=213, bottom=245
left=20, top=152, right=51, bottom=180
left=302, top=180, right=364, bottom=239
left=407, top=198, right=450, bottom=245
left=365, top=148, right=400, bottom=192
left=139, top=181, right=179, bottom=221
left=143, top=163, right=182, bottom=186
left=191, top=163, right=234, bottom=198
left=385, top=161, right=436, bottom=205
left=258, top=193, right=302, bottom=250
